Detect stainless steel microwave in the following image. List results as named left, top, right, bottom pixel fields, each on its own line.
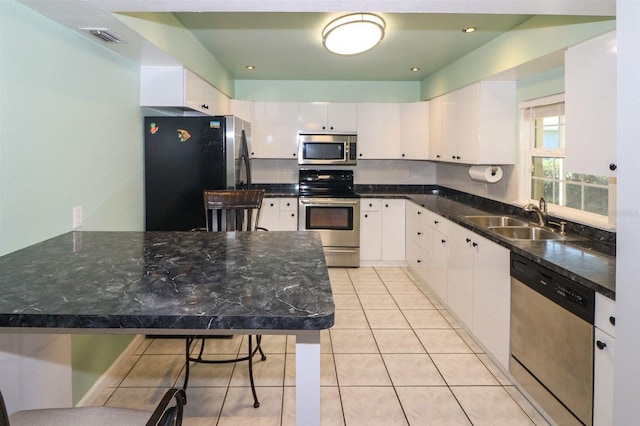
left=297, top=134, right=357, bottom=166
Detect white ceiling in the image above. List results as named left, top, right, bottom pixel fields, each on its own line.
left=18, top=0, right=615, bottom=82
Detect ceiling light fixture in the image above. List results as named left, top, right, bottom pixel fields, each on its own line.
left=462, top=27, right=477, bottom=34
left=410, top=67, right=420, bottom=72
left=322, top=13, right=385, bottom=55
left=246, top=65, right=256, bottom=70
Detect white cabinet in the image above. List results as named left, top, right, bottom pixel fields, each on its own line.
left=565, top=30, right=617, bottom=176
left=447, top=222, right=510, bottom=368
left=594, top=293, right=616, bottom=426
left=436, top=81, right=516, bottom=165
left=427, top=211, right=449, bottom=303
left=405, top=202, right=430, bottom=283
left=356, top=103, right=402, bottom=159
left=230, top=99, right=255, bottom=125
left=252, top=102, right=299, bottom=159
left=470, top=232, right=510, bottom=369
left=447, top=223, right=475, bottom=328
left=428, top=96, right=443, bottom=161
left=298, top=103, right=357, bottom=133
left=140, top=67, right=230, bottom=115
left=360, top=198, right=405, bottom=263
left=399, top=102, right=430, bottom=159
left=258, top=197, right=298, bottom=231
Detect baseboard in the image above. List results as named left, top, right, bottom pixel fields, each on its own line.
left=75, top=335, right=146, bottom=407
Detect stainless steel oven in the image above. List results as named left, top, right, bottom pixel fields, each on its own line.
left=298, top=170, right=360, bottom=267
left=510, top=253, right=595, bottom=426
left=299, top=197, right=360, bottom=267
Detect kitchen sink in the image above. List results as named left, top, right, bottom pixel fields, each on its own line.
left=489, top=226, right=566, bottom=241
left=464, top=215, right=529, bottom=227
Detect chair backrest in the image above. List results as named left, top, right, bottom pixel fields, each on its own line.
left=204, top=189, right=265, bottom=232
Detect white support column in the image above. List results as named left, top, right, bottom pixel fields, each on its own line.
left=295, top=330, right=321, bottom=426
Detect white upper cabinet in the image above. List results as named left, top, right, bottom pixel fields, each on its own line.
left=428, top=96, right=443, bottom=161
left=400, top=102, right=430, bottom=160
left=357, top=103, right=402, bottom=159
left=252, top=102, right=299, bottom=159
left=140, top=67, right=230, bottom=115
left=434, top=81, right=516, bottom=165
left=298, top=103, right=357, bottom=133
left=565, top=30, right=617, bottom=176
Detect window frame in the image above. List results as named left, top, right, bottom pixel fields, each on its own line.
left=519, top=94, right=612, bottom=229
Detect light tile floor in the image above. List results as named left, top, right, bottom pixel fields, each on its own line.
left=92, top=266, right=551, bottom=425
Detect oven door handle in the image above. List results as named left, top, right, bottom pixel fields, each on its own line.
left=299, top=199, right=359, bottom=205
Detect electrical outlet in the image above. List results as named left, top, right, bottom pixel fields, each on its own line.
left=73, top=206, right=83, bottom=229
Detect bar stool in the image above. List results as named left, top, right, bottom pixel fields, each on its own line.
left=183, top=189, right=267, bottom=408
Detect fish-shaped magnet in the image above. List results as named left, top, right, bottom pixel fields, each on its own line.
left=177, top=129, right=191, bottom=142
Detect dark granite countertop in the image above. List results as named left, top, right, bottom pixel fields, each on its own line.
left=0, top=231, right=334, bottom=331
left=362, top=191, right=616, bottom=299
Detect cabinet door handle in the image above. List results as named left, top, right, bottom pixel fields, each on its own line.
left=441, top=239, right=446, bottom=244
left=417, top=232, right=422, bottom=236
left=472, top=242, right=478, bottom=247
left=385, top=204, right=389, bottom=208
left=434, top=220, right=439, bottom=225
left=364, top=214, right=368, bottom=218
left=596, top=340, right=607, bottom=350
left=417, top=259, right=423, bottom=263
left=610, top=316, right=616, bottom=326
left=466, top=238, right=471, bottom=243
left=291, top=213, right=295, bottom=217
left=417, top=211, right=423, bottom=215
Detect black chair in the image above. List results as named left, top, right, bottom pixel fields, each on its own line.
left=183, top=189, right=267, bottom=408
left=1, top=388, right=186, bottom=426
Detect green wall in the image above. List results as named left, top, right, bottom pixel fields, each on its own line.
left=1, top=1, right=142, bottom=404
left=234, top=80, right=421, bottom=102
left=421, top=15, right=615, bottom=100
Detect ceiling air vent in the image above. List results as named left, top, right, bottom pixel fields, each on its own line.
left=80, top=28, right=125, bottom=43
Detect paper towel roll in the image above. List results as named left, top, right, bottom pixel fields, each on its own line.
left=468, top=165, right=503, bottom=183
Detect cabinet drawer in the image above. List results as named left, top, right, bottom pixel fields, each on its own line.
left=279, top=198, right=297, bottom=211
left=428, top=212, right=449, bottom=235
left=595, top=293, right=616, bottom=337
left=361, top=199, right=381, bottom=211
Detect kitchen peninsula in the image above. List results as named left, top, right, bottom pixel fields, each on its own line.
left=0, top=230, right=333, bottom=426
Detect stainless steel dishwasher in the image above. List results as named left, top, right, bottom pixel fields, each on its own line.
left=510, top=253, right=595, bottom=426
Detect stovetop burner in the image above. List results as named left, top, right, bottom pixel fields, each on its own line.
left=298, top=169, right=358, bottom=198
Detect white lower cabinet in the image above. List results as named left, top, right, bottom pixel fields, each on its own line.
left=447, top=223, right=475, bottom=328
left=469, top=232, right=510, bottom=369
left=406, top=205, right=510, bottom=369
left=360, top=199, right=405, bottom=263
left=427, top=224, right=449, bottom=304
left=594, top=293, right=616, bottom=426
left=258, top=197, right=298, bottom=231
left=405, top=202, right=430, bottom=283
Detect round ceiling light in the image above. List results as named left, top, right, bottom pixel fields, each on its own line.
left=322, top=13, right=386, bottom=55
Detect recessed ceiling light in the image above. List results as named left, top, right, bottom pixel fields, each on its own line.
left=322, top=13, right=386, bottom=55
left=246, top=65, right=256, bottom=70
left=410, top=67, right=420, bottom=72
left=462, top=27, right=477, bottom=34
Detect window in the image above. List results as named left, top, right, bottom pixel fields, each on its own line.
left=523, top=96, right=609, bottom=218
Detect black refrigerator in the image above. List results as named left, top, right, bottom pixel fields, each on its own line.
left=144, top=115, right=252, bottom=231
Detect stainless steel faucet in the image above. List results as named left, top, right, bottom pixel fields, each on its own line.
left=523, top=197, right=547, bottom=227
